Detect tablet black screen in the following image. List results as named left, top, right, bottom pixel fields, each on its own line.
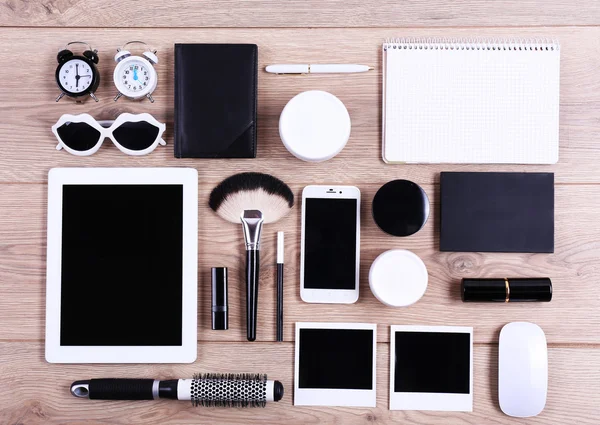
left=298, top=328, right=373, bottom=390
left=394, top=331, right=471, bottom=394
left=60, top=185, right=183, bottom=346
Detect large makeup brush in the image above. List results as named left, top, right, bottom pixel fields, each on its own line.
left=209, top=173, right=294, bottom=341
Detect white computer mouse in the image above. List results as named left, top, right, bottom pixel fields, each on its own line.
left=499, top=322, right=548, bottom=417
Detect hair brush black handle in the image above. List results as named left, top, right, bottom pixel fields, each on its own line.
left=246, top=249, right=259, bottom=341
left=73, top=379, right=155, bottom=400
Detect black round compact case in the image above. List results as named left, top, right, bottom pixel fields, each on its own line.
left=372, top=179, right=430, bottom=237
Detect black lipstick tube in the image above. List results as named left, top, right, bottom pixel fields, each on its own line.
left=461, top=278, right=552, bottom=302
left=212, top=267, right=228, bottom=330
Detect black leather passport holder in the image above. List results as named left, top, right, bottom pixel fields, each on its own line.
left=440, top=172, right=554, bottom=253
left=174, top=44, right=257, bottom=158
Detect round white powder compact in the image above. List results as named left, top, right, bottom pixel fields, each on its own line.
left=369, top=249, right=428, bottom=307
left=279, top=90, right=351, bottom=162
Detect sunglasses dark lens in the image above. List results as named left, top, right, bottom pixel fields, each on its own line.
left=113, top=121, right=160, bottom=151
left=57, top=122, right=101, bottom=152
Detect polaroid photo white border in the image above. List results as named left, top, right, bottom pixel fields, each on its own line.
left=294, top=322, right=377, bottom=407
left=390, top=325, right=473, bottom=412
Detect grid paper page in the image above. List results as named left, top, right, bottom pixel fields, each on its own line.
left=382, top=41, right=560, bottom=164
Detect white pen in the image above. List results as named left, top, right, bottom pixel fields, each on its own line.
left=265, top=64, right=373, bottom=74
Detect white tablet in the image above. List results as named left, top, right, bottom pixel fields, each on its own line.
left=390, top=325, right=473, bottom=412
left=45, top=168, right=198, bottom=363
left=294, top=322, right=377, bottom=407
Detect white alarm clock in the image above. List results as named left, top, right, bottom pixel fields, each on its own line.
left=113, top=41, right=158, bottom=103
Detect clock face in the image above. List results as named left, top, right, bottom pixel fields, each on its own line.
left=115, top=58, right=155, bottom=97
left=58, top=59, right=94, bottom=94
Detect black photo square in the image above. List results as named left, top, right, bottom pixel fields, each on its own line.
left=394, top=331, right=471, bottom=394
left=299, top=328, right=374, bottom=390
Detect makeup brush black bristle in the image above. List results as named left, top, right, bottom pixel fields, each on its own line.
left=190, top=373, right=268, bottom=408
left=209, top=173, right=294, bottom=224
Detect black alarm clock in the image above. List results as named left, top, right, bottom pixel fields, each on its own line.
left=55, top=42, right=100, bottom=102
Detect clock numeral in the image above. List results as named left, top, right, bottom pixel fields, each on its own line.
left=125, top=70, right=129, bottom=74
left=134, top=65, right=139, bottom=70
left=144, top=71, right=147, bottom=76
left=65, top=70, right=69, bottom=73
left=143, top=82, right=147, bottom=86
left=123, top=75, right=127, bottom=79
left=130, top=66, right=133, bottom=70
left=145, top=76, right=149, bottom=80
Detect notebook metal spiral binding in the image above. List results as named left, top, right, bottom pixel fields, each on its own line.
left=383, top=37, right=560, bottom=52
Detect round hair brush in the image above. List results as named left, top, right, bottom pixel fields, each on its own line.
left=71, top=373, right=284, bottom=407
left=209, top=173, right=294, bottom=341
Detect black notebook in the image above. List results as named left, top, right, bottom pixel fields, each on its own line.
left=440, top=172, right=554, bottom=253
left=174, top=44, right=258, bottom=158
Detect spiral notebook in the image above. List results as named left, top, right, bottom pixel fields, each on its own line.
left=382, top=38, right=560, bottom=164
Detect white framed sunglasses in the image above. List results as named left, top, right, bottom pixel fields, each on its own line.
left=52, top=113, right=166, bottom=156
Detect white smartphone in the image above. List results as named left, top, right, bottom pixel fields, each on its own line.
left=300, top=185, right=361, bottom=304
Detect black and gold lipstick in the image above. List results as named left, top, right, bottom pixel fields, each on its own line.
left=461, top=278, right=552, bottom=302
left=211, top=267, right=228, bottom=330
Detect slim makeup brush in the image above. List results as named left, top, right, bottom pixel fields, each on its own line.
left=209, top=173, right=294, bottom=341
left=276, top=231, right=284, bottom=342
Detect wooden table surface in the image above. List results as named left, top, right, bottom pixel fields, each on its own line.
left=1, top=1, right=600, bottom=424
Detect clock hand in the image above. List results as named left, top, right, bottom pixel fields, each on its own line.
left=75, top=63, right=80, bottom=88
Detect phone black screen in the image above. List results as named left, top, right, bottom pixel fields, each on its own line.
left=303, top=198, right=357, bottom=290
left=60, top=184, right=183, bottom=346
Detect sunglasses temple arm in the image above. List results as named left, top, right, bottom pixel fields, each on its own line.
left=56, top=143, right=64, bottom=151
left=159, top=138, right=166, bottom=146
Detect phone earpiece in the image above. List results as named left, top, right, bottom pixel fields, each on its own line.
left=114, top=49, right=131, bottom=63
left=143, top=51, right=158, bottom=65
left=57, top=49, right=73, bottom=64
left=83, top=50, right=99, bottom=64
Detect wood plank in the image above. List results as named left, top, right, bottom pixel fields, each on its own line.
left=0, top=341, right=597, bottom=424
left=1, top=0, right=600, bottom=28
left=2, top=183, right=599, bottom=344
left=0, top=28, right=599, bottom=183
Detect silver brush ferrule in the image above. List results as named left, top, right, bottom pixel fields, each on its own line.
left=241, top=210, right=264, bottom=250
